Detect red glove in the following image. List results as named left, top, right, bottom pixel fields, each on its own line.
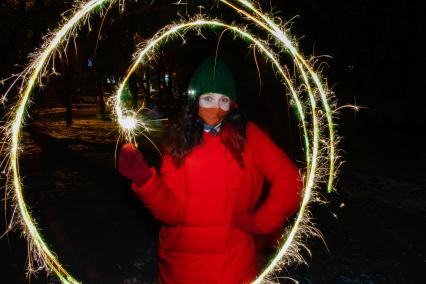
left=232, top=212, right=263, bottom=235
left=118, top=144, right=152, bottom=187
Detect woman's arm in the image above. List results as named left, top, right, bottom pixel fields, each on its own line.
left=119, top=146, right=185, bottom=226
left=237, top=123, right=302, bottom=234
left=131, top=154, right=186, bottom=226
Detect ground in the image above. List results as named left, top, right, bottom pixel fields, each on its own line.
left=1, top=105, right=425, bottom=284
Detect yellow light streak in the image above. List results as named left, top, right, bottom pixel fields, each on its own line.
left=5, top=0, right=116, bottom=283
left=1, top=1, right=337, bottom=283
left=113, top=17, right=320, bottom=284
left=220, top=0, right=336, bottom=193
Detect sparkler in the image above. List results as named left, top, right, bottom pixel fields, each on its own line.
left=115, top=18, right=321, bottom=283
left=1, top=1, right=337, bottom=283
left=219, top=0, right=337, bottom=193
left=2, top=1, right=117, bottom=283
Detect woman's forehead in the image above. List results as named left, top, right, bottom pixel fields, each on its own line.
left=200, top=93, right=230, bottom=99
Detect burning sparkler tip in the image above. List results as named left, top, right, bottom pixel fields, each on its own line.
left=120, top=116, right=137, bottom=131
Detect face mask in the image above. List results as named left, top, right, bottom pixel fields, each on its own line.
left=198, top=107, right=229, bottom=126
left=198, top=93, right=231, bottom=111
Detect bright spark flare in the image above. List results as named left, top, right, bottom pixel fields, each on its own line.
left=1, top=1, right=338, bottom=283
left=120, top=116, right=137, bottom=130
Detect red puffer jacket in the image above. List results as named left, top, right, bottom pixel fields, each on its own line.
left=131, top=122, right=302, bottom=283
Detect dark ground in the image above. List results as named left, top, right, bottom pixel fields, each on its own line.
left=0, top=105, right=424, bottom=284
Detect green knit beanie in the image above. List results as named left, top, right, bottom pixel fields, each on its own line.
left=187, top=56, right=237, bottom=101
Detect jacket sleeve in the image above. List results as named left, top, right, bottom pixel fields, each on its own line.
left=131, top=154, right=185, bottom=226
left=248, top=123, right=303, bottom=234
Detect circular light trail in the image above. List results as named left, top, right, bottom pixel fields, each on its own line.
left=114, top=18, right=320, bottom=283
left=1, top=1, right=337, bottom=283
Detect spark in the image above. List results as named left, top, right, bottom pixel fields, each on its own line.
left=120, top=116, right=137, bottom=130
left=114, top=17, right=320, bottom=284
left=1, top=1, right=338, bottom=283
left=219, top=0, right=337, bottom=193
left=3, top=0, right=118, bottom=283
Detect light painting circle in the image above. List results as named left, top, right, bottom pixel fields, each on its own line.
left=3, top=1, right=337, bottom=283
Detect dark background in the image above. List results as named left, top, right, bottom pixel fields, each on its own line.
left=1, top=0, right=425, bottom=283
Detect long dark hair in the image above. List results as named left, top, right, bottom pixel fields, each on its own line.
left=166, top=97, right=247, bottom=168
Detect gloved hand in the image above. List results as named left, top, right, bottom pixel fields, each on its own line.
left=232, top=211, right=262, bottom=235
left=118, top=144, right=152, bottom=187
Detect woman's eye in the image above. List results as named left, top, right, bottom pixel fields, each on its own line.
left=221, top=97, right=230, bottom=103
left=202, top=96, right=213, bottom=102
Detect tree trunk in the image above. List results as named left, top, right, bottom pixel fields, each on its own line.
left=144, top=70, right=151, bottom=107
left=97, top=73, right=106, bottom=118
left=65, top=86, right=73, bottom=127
left=64, top=55, right=74, bottom=126
left=129, top=75, right=138, bottom=109
left=157, top=63, right=163, bottom=110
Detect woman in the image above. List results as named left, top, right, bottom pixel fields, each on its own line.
left=118, top=57, right=302, bottom=283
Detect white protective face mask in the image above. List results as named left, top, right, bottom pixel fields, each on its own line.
left=198, top=93, right=231, bottom=111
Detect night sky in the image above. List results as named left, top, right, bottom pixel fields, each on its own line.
left=1, top=1, right=425, bottom=283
